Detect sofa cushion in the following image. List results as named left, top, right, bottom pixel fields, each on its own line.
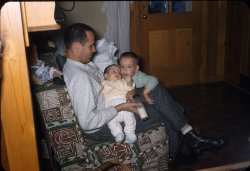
left=88, top=123, right=169, bottom=171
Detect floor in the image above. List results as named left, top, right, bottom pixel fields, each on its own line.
left=168, top=81, right=250, bottom=171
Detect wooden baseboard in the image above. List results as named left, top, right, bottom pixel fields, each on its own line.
left=224, top=80, right=250, bottom=96
left=196, top=161, right=250, bottom=171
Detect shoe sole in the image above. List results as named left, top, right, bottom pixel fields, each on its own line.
left=188, top=142, right=227, bottom=156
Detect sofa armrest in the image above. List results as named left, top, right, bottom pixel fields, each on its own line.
left=34, top=84, right=92, bottom=169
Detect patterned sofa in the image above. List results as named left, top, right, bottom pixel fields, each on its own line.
left=31, top=52, right=169, bottom=170
left=33, top=82, right=169, bottom=171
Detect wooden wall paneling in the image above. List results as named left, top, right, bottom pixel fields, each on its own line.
left=216, top=1, right=227, bottom=80
left=234, top=2, right=246, bottom=83
left=201, top=1, right=208, bottom=82
left=206, top=1, right=218, bottom=79
left=202, top=1, right=227, bottom=83
left=238, top=1, right=250, bottom=77
left=225, top=1, right=236, bottom=83
left=1, top=2, right=40, bottom=171
left=225, top=1, right=242, bottom=84
left=224, top=1, right=250, bottom=84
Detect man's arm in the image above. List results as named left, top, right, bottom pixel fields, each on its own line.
left=115, top=102, right=140, bottom=114
left=63, top=64, right=118, bottom=131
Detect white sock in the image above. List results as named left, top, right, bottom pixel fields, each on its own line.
left=181, top=124, right=193, bottom=135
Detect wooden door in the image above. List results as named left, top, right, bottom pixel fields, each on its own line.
left=131, top=1, right=202, bottom=87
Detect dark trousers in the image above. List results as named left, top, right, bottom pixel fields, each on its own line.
left=85, top=84, right=189, bottom=157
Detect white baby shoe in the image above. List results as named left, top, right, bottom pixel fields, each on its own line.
left=125, top=134, right=137, bottom=144
left=115, top=133, right=125, bottom=143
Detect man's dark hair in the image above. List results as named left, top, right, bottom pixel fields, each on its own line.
left=64, top=23, right=96, bottom=50
left=119, top=51, right=140, bottom=65
left=104, top=64, right=119, bottom=74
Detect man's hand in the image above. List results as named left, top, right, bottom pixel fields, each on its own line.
left=115, top=102, right=141, bottom=115
left=126, top=89, right=136, bottom=102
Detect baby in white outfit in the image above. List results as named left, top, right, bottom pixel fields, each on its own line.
left=101, top=64, right=137, bottom=143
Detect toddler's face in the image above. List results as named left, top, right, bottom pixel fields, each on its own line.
left=120, top=57, right=139, bottom=79
left=105, top=65, right=121, bottom=81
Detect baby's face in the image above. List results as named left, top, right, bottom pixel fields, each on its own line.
left=105, top=65, right=121, bottom=81
left=120, top=57, right=139, bottom=79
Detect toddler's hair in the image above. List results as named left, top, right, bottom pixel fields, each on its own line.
left=103, top=64, right=119, bottom=74
left=119, top=52, right=140, bottom=65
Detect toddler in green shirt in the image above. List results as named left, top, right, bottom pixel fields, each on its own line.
left=119, top=52, right=159, bottom=104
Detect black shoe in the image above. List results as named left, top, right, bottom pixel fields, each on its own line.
left=184, top=130, right=226, bottom=155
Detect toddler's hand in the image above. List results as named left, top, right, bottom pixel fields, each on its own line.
left=143, top=93, right=154, bottom=104
left=143, top=87, right=154, bottom=104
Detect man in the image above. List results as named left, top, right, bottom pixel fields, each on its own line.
left=63, top=23, right=226, bottom=163
left=63, top=23, right=140, bottom=141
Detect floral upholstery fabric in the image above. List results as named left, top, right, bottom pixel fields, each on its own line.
left=35, top=84, right=91, bottom=169
left=34, top=83, right=169, bottom=171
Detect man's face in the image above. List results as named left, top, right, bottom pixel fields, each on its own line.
left=104, top=65, right=121, bottom=81
left=120, top=57, right=139, bottom=79
left=78, top=31, right=96, bottom=64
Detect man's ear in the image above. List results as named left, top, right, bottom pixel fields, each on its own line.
left=72, top=42, right=80, bottom=51
left=71, top=42, right=77, bottom=49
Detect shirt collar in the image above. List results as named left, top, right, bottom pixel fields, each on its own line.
left=66, top=58, right=104, bottom=81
